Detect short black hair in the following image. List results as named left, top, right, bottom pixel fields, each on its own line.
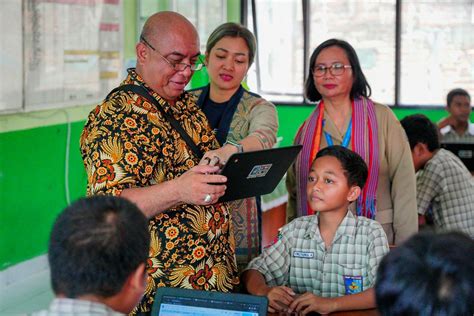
left=400, top=114, right=440, bottom=152
left=447, top=88, right=471, bottom=107
left=376, top=231, right=474, bottom=316
left=305, top=38, right=372, bottom=102
left=49, top=196, right=150, bottom=298
left=314, top=145, right=368, bottom=189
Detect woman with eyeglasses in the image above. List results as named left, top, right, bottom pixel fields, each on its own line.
left=188, top=22, right=278, bottom=272
left=286, top=38, right=417, bottom=245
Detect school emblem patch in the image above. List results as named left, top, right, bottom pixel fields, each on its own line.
left=343, top=275, right=363, bottom=294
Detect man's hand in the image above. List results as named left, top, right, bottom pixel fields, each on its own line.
left=437, top=115, right=456, bottom=129
left=289, top=292, right=337, bottom=315
left=176, top=164, right=227, bottom=205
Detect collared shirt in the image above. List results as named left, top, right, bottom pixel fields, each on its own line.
left=80, top=69, right=238, bottom=313
left=417, top=149, right=474, bottom=237
left=439, top=122, right=474, bottom=143
left=246, top=211, right=389, bottom=297
left=32, top=298, right=124, bottom=316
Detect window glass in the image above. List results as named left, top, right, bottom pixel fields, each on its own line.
left=171, top=0, right=227, bottom=52
left=309, top=0, right=396, bottom=105
left=400, top=0, right=474, bottom=106
left=247, top=0, right=304, bottom=103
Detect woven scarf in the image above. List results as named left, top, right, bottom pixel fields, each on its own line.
left=294, top=97, right=379, bottom=219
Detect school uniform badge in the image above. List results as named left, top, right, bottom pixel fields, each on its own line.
left=343, top=275, right=363, bottom=294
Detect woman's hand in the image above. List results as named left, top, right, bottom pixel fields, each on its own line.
left=289, top=292, right=337, bottom=315
left=199, top=144, right=239, bottom=168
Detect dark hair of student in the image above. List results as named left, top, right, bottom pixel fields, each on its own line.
left=305, top=38, right=372, bottom=102
left=206, top=22, right=257, bottom=66
left=48, top=196, right=150, bottom=298
left=447, top=88, right=471, bottom=107
left=400, top=114, right=440, bottom=152
left=375, top=231, right=474, bottom=316
left=314, top=145, right=368, bottom=189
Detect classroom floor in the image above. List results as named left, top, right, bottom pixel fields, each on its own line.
left=0, top=260, right=53, bottom=315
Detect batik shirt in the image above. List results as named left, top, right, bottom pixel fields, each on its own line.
left=246, top=211, right=389, bottom=297
left=80, top=69, right=239, bottom=313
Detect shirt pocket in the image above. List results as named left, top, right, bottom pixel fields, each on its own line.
left=337, top=263, right=367, bottom=295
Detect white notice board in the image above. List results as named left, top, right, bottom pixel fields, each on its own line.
left=0, top=0, right=23, bottom=112
left=22, top=0, right=123, bottom=112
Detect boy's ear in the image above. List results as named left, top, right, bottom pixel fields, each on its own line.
left=123, top=263, right=146, bottom=295
left=413, top=143, right=424, bottom=156
left=347, top=185, right=361, bottom=202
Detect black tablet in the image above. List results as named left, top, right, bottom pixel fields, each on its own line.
left=217, top=145, right=302, bottom=202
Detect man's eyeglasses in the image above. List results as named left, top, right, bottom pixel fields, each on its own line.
left=140, top=35, right=203, bottom=71
left=313, top=63, right=352, bottom=77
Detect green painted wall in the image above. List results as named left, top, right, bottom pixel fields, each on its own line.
left=276, top=106, right=460, bottom=147
left=0, top=121, right=88, bottom=269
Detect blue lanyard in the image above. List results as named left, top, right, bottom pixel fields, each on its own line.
left=324, top=118, right=352, bottom=148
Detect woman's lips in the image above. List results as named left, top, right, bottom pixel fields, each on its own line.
left=220, top=74, right=233, bottom=82
left=323, top=84, right=337, bottom=89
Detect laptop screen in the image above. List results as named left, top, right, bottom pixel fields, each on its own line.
left=441, top=142, right=474, bottom=171
left=152, top=288, right=268, bottom=316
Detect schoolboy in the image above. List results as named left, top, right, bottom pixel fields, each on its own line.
left=33, top=196, right=150, bottom=315
left=242, top=145, right=389, bottom=315
left=438, top=88, right=474, bottom=142
left=400, top=114, right=474, bottom=237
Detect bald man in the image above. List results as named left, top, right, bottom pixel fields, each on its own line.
left=80, top=12, right=238, bottom=314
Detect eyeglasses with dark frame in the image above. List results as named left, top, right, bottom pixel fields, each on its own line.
left=312, top=63, right=352, bottom=77
left=140, top=35, right=203, bottom=71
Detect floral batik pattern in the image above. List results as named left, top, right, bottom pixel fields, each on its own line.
left=80, top=69, right=239, bottom=314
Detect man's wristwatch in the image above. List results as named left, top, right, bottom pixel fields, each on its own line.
left=224, top=140, right=244, bottom=153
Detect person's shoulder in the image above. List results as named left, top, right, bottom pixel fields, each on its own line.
left=370, top=100, right=397, bottom=118
left=242, top=89, right=275, bottom=107
left=282, top=215, right=318, bottom=234
left=187, top=86, right=205, bottom=97
left=355, top=215, right=386, bottom=237
left=468, top=122, right=474, bottom=135
left=427, top=149, right=456, bottom=168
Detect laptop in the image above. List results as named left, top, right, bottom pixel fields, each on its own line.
left=441, top=142, right=474, bottom=171
left=217, top=145, right=302, bottom=202
left=151, top=287, right=268, bottom=316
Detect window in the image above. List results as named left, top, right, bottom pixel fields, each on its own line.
left=309, top=0, right=396, bottom=106
left=248, top=0, right=473, bottom=107
left=400, top=0, right=474, bottom=106
left=247, top=1, right=304, bottom=103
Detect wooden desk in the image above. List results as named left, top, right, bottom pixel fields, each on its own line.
left=269, top=308, right=378, bottom=315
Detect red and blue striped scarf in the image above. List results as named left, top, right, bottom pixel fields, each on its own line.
left=294, top=97, right=379, bottom=219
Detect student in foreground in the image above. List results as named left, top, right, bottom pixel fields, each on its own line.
left=33, top=196, right=150, bottom=315
left=242, top=145, right=389, bottom=315
left=376, top=231, right=474, bottom=316
left=400, top=114, right=474, bottom=237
